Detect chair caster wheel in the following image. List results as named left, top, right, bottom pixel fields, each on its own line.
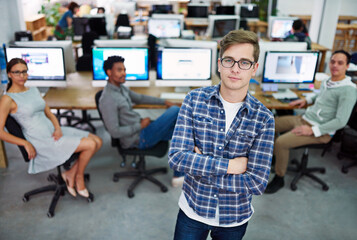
left=113, top=175, right=119, bottom=182
left=131, top=162, right=137, bottom=168
left=161, top=186, right=168, bottom=192
left=128, top=191, right=134, bottom=198
left=322, top=185, right=329, bottom=191
left=290, top=184, right=297, bottom=191
left=320, top=169, right=326, bottom=174
left=23, top=196, right=29, bottom=202
left=84, top=174, right=90, bottom=182
left=341, top=167, right=348, bottom=174
left=291, top=159, right=298, bottom=165
left=120, top=162, right=126, bottom=168
left=47, top=212, right=54, bottom=218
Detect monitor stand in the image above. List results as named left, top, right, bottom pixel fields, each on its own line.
left=174, top=86, right=191, bottom=93
left=38, top=87, right=50, bottom=97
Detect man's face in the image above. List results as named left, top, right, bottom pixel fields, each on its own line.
left=107, top=62, right=126, bottom=86
left=329, top=53, right=349, bottom=80
left=218, top=43, right=258, bottom=94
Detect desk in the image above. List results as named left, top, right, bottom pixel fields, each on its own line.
left=247, top=20, right=268, bottom=35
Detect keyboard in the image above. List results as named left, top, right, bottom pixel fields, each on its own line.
left=278, top=98, right=299, bottom=103
left=160, top=92, right=187, bottom=100
left=272, top=89, right=298, bottom=100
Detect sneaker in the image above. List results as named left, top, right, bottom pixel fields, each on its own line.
left=265, top=175, right=284, bottom=194
left=171, top=176, right=185, bottom=188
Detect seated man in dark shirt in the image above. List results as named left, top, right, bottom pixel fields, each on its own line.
left=99, top=55, right=184, bottom=187
left=284, top=19, right=311, bottom=49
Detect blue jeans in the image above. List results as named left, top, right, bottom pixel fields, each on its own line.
left=174, top=209, right=248, bottom=240
left=139, top=106, right=184, bottom=177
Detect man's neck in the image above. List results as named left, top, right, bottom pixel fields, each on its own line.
left=219, top=86, right=247, bottom=103
left=331, top=74, right=346, bottom=82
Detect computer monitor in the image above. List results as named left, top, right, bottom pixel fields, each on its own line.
left=73, top=17, right=90, bottom=38
left=156, top=47, right=211, bottom=87
left=13, top=40, right=76, bottom=74
left=268, top=16, right=298, bottom=39
left=92, top=47, right=149, bottom=87
left=5, top=47, right=66, bottom=87
left=187, top=4, right=209, bottom=18
left=152, top=4, right=173, bottom=14
left=262, top=51, right=320, bottom=89
left=112, top=1, right=136, bottom=18
left=256, top=41, right=308, bottom=77
left=207, top=15, right=240, bottom=40
left=240, top=4, right=259, bottom=19
left=148, top=18, right=181, bottom=39
left=94, top=39, right=148, bottom=48
left=151, top=14, right=185, bottom=32
left=215, top=6, right=235, bottom=15
left=160, top=39, right=218, bottom=79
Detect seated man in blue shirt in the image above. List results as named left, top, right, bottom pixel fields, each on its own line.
left=169, top=30, right=275, bottom=239
left=99, top=56, right=184, bottom=186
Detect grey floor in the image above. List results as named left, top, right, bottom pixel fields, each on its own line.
left=0, top=109, right=357, bottom=240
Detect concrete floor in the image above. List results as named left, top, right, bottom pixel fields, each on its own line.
left=0, top=109, right=357, bottom=240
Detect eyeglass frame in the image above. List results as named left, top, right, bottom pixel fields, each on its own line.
left=10, top=70, right=28, bottom=76
left=220, top=57, right=256, bottom=70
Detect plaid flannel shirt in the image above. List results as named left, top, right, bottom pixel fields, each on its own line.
left=169, top=84, right=275, bottom=225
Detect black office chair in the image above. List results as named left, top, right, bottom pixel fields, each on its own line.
left=5, top=115, right=93, bottom=218
left=338, top=101, right=357, bottom=173
left=95, top=90, right=168, bottom=198
left=115, top=13, right=133, bottom=39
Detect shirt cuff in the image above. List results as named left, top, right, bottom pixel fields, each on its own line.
left=215, top=157, right=229, bottom=175
left=311, top=126, right=322, bottom=137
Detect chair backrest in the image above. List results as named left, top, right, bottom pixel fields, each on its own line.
left=115, top=14, right=130, bottom=27
left=347, top=100, right=357, bottom=130
left=5, top=115, right=30, bottom=162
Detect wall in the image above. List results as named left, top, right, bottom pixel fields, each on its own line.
left=0, top=0, right=24, bottom=45
left=277, top=0, right=357, bottom=16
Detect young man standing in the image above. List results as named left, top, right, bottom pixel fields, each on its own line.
left=265, top=50, right=357, bottom=194
left=169, top=30, right=275, bottom=239
left=99, top=56, right=184, bottom=186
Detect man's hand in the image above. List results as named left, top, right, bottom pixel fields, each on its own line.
left=140, top=117, right=151, bottom=129
left=165, top=100, right=181, bottom=107
left=291, top=125, right=313, bottom=136
left=289, top=99, right=306, bottom=108
left=227, top=157, right=248, bottom=174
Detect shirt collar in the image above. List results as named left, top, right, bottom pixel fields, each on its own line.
left=207, top=84, right=254, bottom=114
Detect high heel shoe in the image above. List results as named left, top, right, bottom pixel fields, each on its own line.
left=61, top=173, right=77, bottom=197
left=75, top=180, right=89, bottom=198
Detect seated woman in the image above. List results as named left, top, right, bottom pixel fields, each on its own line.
left=0, top=58, right=102, bottom=198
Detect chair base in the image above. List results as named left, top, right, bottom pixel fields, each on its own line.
left=23, top=168, right=92, bottom=218
left=289, top=155, right=329, bottom=192
left=113, top=159, right=168, bottom=198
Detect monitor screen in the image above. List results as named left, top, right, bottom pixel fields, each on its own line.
left=216, top=6, right=235, bottom=15
left=262, top=51, right=320, bottom=84
left=13, top=40, right=76, bottom=74
left=187, top=5, right=209, bottom=18
left=92, top=47, right=149, bottom=87
left=148, top=18, right=181, bottom=38
left=240, top=4, right=259, bottom=18
left=5, top=47, right=66, bottom=87
left=207, top=15, right=240, bottom=40
left=156, top=47, right=211, bottom=84
left=152, top=4, right=173, bottom=14
left=268, top=16, right=297, bottom=39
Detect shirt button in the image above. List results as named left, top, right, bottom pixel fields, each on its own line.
left=218, top=146, right=222, bottom=150
left=220, top=110, right=224, bottom=114
left=220, top=128, right=224, bottom=132
left=213, top=194, right=217, bottom=198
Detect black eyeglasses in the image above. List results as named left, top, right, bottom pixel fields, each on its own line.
left=11, top=70, right=28, bottom=76
left=220, top=57, right=255, bottom=70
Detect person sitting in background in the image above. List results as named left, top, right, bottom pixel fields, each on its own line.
left=0, top=58, right=102, bottom=198
left=97, top=7, right=105, bottom=14
left=284, top=19, right=312, bottom=49
left=54, top=1, right=79, bottom=40
left=265, top=50, right=357, bottom=194
left=98, top=56, right=185, bottom=187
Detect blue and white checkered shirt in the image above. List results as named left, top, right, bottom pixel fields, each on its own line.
left=168, top=84, right=275, bottom=225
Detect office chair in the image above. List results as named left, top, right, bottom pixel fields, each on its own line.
left=115, top=13, right=133, bottom=39
left=5, top=115, right=93, bottom=218
left=338, top=101, right=357, bottom=173
left=95, top=90, right=168, bottom=198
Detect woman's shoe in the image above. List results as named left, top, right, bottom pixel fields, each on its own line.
left=77, top=188, right=89, bottom=198
left=61, top=173, right=77, bottom=197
